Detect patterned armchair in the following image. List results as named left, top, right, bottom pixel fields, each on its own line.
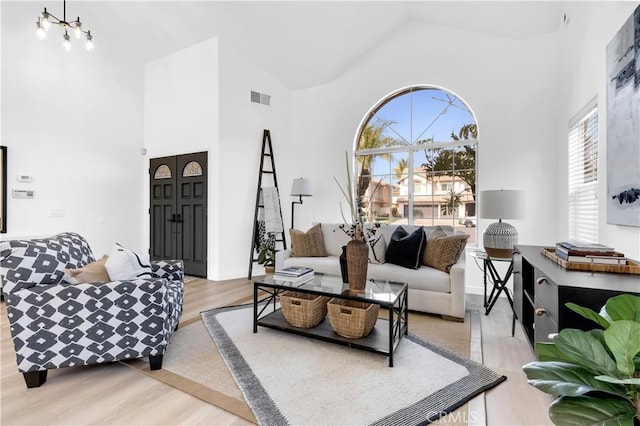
left=0, top=232, right=184, bottom=388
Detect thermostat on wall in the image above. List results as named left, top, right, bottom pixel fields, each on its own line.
left=17, top=175, right=32, bottom=182
left=12, top=189, right=35, bottom=199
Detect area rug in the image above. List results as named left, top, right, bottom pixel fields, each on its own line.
left=202, top=305, right=506, bottom=426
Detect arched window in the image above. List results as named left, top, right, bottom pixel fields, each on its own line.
left=154, top=164, right=172, bottom=180
left=182, top=161, right=203, bottom=177
left=355, top=85, right=478, bottom=243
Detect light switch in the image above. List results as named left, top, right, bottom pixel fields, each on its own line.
left=49, top=208, right=65, bottom=217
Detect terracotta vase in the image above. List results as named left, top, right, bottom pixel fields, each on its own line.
left=346, top=239, right=369, bottom=292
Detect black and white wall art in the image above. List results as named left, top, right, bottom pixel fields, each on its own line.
left=606, top=5, right=640, bottom=227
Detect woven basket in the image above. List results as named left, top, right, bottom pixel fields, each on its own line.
left=327, top=298, right=379, bottom=339
left=280, top=292, right=329, bottom=328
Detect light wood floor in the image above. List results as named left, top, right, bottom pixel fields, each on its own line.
left=1, top=277, right=552, bottom=425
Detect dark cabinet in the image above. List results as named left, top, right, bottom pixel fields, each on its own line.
left=514, top=245, right=640, bottom=348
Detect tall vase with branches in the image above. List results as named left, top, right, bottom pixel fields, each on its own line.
left=334, top=152, right=381, bottom=292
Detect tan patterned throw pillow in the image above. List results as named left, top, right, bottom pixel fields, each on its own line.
left=64, top=255, right=110, bottom=284
left=424, top=234, right=469, bottom=272
left=422, top=227, right=446, bottom=265
left=290, top=223, right=328, bottom=257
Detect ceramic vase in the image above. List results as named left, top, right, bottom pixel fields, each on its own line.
left=339, top=245, right=349, bottom=283
left=346, top=239, right=368, bottom=292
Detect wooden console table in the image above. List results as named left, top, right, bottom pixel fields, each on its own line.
left=513, top=245, right=640, bottom=348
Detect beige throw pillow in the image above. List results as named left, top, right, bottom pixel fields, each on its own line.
left=290, top=224, right=327, bottom=257
left=422, top=228, right=446, bottom=265
left=424, top=234, right=469, bottom=273
left=64, top=256, right=110, bottom=284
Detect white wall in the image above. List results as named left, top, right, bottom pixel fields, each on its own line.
left=1, top=3, right=145, bottom=256
left=559, top=2, right=640, bottom=259
left=217, top=40, right=293, bottom=280
left=144, top=37, right=219, bottom=278
left=144, top=37, right=293, bottom=280
left=291, top=21, right=564, bottom=293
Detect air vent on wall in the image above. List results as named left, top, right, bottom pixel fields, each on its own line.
left=250, top=90, right=271, bottom=106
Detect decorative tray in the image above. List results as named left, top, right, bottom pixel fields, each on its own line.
left=540, top=247, right=640, bottom=275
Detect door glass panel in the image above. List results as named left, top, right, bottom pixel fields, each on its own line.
left=154, top=164, right=172, bottom=180
left=183, top=161, right=203, bottom=177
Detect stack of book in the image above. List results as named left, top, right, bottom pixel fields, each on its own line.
left=555, top=241, right=627, bottom=265
left=273, top=266, right=315, bottom=282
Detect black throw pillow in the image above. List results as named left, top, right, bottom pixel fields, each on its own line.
left=385, top=226, right=425, bottom=269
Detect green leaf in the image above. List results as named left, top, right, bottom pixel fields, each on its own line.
left=554, top=329, right=619, bottom=377
left=523, top=361, right=628, bottom=398
left=566, top=302, right=611, bottom=329
left=600, top=305, right=614, bottom=325
left=548, top=396, right=636, bottom=426
left=595, top=375, right=640, bottom=386
left=604, top=320, right=640, bottom=377
left=536, top=342, right=574, bottom=363
left=605, top=294, right=640, bottom=322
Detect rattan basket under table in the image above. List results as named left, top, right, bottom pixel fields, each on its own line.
left=327, top=298, right=380, bottom=339
left=280, top=291, right=329, bottom=328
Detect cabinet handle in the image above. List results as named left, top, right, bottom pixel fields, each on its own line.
left=535, top=308, right=547, bottom=317
left=536, top=277, right=547, bottom=285
left=513, top=270, right=520, bottom=275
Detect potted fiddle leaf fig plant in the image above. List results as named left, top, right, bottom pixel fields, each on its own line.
left=523, top=294, right=640, bottom=425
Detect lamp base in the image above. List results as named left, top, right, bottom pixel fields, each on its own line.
left=483, top=221, right=518, bottom=259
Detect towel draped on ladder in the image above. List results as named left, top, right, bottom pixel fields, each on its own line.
left=260, top=187, right=284, bottom=234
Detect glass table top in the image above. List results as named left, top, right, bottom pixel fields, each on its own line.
left=256, top=273, right=407, bottom=305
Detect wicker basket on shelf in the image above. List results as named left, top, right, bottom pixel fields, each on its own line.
left=327, top=298, right=379, bottom=339
left=280, top=292, right=329, bottom=328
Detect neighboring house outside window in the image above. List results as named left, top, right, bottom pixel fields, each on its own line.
left=568, top=100, right=599, bottom=243
left=355, top=85, right=478, bottom=243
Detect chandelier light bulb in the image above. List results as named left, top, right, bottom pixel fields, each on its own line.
left=85, top=31, right=94, bottom=51
left=74, top=19, right=82, bottom=39
left=62, top=31, right=71, bottom=51
left=41, top=9, right=51, bottom=30
left=36, top=19, right=47, bottom=39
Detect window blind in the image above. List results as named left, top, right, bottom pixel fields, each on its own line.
left=568, top=102, right=598, bottom=243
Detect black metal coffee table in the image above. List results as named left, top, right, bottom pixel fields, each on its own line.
left=253, top=274, right=408, bottom=367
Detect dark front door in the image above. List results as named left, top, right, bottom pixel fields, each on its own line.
left=150, top=152, right=207, bottom=277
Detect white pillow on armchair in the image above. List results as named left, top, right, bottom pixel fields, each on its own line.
left=104, top=243, right=153, bottom=281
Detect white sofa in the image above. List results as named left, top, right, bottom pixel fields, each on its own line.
left=276, top=223, right=466, bottom=321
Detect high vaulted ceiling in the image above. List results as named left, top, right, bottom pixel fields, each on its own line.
left=3, top=1, right=565, bottom=89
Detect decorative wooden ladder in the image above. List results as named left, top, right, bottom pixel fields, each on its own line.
left=247, top=129, right=287, bottom=279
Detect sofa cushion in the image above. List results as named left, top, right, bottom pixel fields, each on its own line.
left=0, top=232, right=96, bottom=292
left=64, top=256, right=110, bottom=284
left=385, top=226, right=425, bottom=269
left=322, top=224, right=352, bottom=257
left=368, top=262, right=452, bottom=293
left=424, top=233, right=470, bottom=273
left=368, top=233, right=386, bottom=264
left=290, top=224, right=328, bottom=257
left=104, top=243, right=153, bottom=280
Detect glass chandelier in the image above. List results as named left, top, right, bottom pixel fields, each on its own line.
left=35, top=0, right=94, bottom=51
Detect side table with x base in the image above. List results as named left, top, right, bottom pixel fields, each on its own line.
left=474, top=251, right=518, bottom=336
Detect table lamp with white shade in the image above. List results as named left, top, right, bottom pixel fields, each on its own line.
left=480, top=190, right=524, bottom=258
